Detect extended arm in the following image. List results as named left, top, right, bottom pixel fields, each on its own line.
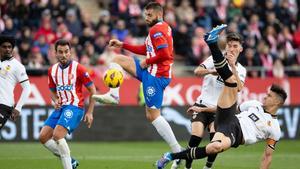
left=194, top=65, right=218, bottom=77
left=260, top=144, right=274, bottom=169
left=84, top=83, right=96, bottom=128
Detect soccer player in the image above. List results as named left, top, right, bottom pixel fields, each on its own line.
left=0, top=35, right=31, bottom=129
left=92, top=2, right=182, bottom=168
left=156, top=24, right=287, bottom=169
left=185, top=32, right=246, bottom=169
left=39, top=39, right=96, bottom=169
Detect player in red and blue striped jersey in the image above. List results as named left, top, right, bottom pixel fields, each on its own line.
left=39, top=39, right=96, bottom=169
left=93, top=2, right=182, bottom=168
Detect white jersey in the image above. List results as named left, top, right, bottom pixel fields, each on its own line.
left=236, top=100, right=281, bottom=145
left=0, top=57, right=29, bottom=107
left=196, top=56, right=247, bottom=107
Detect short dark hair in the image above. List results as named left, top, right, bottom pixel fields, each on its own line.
left=145, top=2, right=163, bottom=12
left=226, top=32, right=243, bottom=44
left=0, top=35, right=15, bottom=48
left=270, top=84, right=287, bottom=105
left=55, top=39, right=71, bottom=51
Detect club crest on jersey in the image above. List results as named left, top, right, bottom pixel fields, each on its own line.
left=64, top=109, right=73, bottom=119
left=68, top=74, right=74, bottom=80
left=5, top=65, right=11, bottom=71
left=146, top=86, right=156, bottom=97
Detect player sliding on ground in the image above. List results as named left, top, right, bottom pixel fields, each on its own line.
left=156, top=24, right=287, bottom=169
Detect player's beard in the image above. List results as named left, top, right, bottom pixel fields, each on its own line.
left=147, top=18, right=159, bottom=27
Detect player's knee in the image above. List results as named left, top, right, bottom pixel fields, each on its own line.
left=208, top=141, right=223, bottom=154
left=146, top=113, right=155, bottom=122
left=39, top=132, right=48, bottom=144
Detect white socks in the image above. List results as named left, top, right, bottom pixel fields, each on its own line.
left=57, top=138, right=72, bottom=169
left=44, top=139, right=60, bottom=157
left=108, top=62, right=123, bottom=97
left=152, top=116, right=182, bottom=153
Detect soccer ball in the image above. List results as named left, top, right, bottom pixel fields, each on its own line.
left=103, top=69, right=123, bottom=88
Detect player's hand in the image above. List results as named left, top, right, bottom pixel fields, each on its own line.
left=226, top=53, right=236, bottom=67
left=108, top=39, right=123, bottom=48
left=187, top=106, right=202, bottom=115
left=10, top=109, right=20, bottom=121
left=54, top=98, right=62, bottom=109
left=84, top=112, right=93, bottom=128
left=209, top=69, right=218, bottom=76
left=140, top=59, right=148, bottom=69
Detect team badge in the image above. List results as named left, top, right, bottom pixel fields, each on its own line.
left=146, top=86, right=156, bottom=97
left=64, top=109, right=73, bottom=119
left=5, top=65, right=11, bottom=71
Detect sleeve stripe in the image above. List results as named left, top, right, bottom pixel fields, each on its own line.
left=19, top=79, right=29, bottom=84
left=49, top=87, right=56, bottom=92
left=85, top=81, right=93, bottom=87
left=199, top=64, right=206, bottom=69
left=268, top=144, right=275, bottom=150
left=156, top=44, right=168, bottom=50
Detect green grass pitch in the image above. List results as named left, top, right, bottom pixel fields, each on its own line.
left=0, top=140, right=298, bottom=169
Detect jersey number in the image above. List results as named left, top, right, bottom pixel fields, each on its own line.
left=248, top=113, right=259, bottom=122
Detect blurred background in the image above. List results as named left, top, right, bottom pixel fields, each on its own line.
left=0, top=0, right=299, bottom=142
left=0, top=0, right=299, bottom=168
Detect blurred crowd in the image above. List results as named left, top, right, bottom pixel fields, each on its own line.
left=0, top=0, right=299, bottom=77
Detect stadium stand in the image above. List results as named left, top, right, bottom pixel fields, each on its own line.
left=0, top=0, right=299, bottom=77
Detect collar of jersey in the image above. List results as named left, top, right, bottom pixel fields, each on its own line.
left=264, top=109, right=277, bottom=118
left=0, top=56, right=13, bottom=62
left=59, top=60, right=72, bottom=69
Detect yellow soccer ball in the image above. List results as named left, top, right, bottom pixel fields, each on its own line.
left=103, top=69, right=123, bottom=88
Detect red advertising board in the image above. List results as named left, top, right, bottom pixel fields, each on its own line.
left=15, top=76, right=300, bottom=106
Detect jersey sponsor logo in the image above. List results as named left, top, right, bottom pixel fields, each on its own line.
left=146, top=86, right=156, bottom=97
left=64, top=109, right=73, bottom=119
left=248, top=113, right=259, bottom=122
left=56, top=84, right=74, bottom=91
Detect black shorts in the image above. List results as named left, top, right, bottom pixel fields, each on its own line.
left=191, top=103, right=216, bottom=131
left=214, top=103, right=243, bottom=148
left=0, top=104, right=13, bottom=129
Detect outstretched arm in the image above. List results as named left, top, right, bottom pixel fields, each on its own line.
left=260, top=144, right=274, bottom=169
left=108, top=39, right=147, bottom=55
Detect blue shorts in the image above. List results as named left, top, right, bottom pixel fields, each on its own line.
left=134, top=58, right=170, bottom=109
left=44, top=105, right=84, bottom=134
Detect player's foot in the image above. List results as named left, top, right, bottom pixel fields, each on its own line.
left=184, top=167, right=192, bottom=169
left=204, top=24, right=227, bottom=44
left=156, top=152, right=173, bottom=169
left=170, top=159, right=181, bottom=169
left=71, top=157, right=79, bottom=169
left=92, top=93, right=119, bottom=105
left=203, top=166, right=211, bottom=169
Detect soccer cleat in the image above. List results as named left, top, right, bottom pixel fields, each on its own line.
left=71, top=157, right=79, bottom=169
left=204, top=24, right=227, bottom=44
left=170, top=159, right=181, bottom=169
left=184, top=168, right=192, bottom=169
left=92, top=93, right=119, bottom=105
left=156, top=152, right=173, bottom=169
